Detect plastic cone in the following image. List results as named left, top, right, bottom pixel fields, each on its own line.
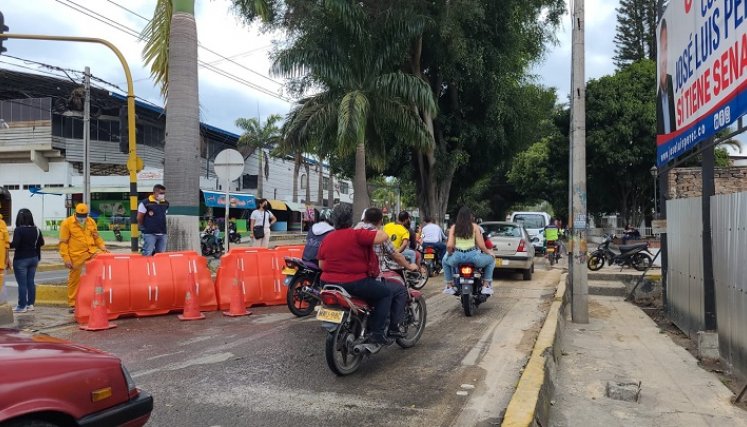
left=223, top=277, right=251, bottom=317
left=178, top=272, right=206, bottom=321
left=80, top=282, right=117, bottom=331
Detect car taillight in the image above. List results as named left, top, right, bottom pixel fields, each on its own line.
left=517, top=240, right=526, bottom=253
left=459, top=266, right=474, bottom=277
left=321, top=293, right=338, bottom=306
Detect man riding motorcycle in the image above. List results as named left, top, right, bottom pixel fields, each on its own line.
left=383, top=211, right=417, bottom=265
left=421, top=216, right=446, bottom=264
left=356, top=208, right=419, bottom=338
left=543, top=219, right=560, bottom=260
left=302, top=209, right=334, bottom=268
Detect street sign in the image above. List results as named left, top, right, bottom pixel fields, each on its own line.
left=652, top=219, right=667, bottom=235
left=213, top=149, right=244, bottom=181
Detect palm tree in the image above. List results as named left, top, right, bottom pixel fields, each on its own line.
left=235, top=115, right=283, bottom=198
left=141, top=0, right=200, bottom=251
left=273, top=5, right=436, bottom=220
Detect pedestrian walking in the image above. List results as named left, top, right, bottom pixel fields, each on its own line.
left=137, top=184, right=169, bottom=256
left=250, top=198, right=276, bottom=248
left=59, top=203, right=107, bottom=313
left=0, top=214, right=9, bottom=300
left=10, top=209, right=44, bottom=313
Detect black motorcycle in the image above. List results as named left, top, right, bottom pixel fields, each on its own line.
left=282, top=256, right=323, bottom=317
left=587, top=234, right=653, bottom=272
left=228, top=227, right=242, bottom=244
left=451, top=263, right=490, bottom=316
left=421, top=243, right=443, bottom=277
left=200, top=231, right=223, bottom=258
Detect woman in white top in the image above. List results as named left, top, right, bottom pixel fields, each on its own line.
left=250, top=198, right=277, bottom=247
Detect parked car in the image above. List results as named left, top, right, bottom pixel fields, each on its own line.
left=0, top=329, right=153, bottom=427
left=481, top=221, right=535, bottom=281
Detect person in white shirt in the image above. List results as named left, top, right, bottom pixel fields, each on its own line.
left=250, top=198, right=277, bottom=248
left=421, top=216, right=446, bottom=263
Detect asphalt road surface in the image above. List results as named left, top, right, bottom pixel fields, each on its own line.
left=45, top=264, right=562, bottom=427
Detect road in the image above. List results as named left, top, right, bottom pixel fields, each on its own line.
left=43, top=264, right=561, bottom=427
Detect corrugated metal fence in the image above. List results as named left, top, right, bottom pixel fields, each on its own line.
left=711, top=193, right=747, bottom=377
left=666, top=197, right=705, bottom=336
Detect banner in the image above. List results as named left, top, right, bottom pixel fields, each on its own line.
left=656, top=0, right=747, bottom=166
left=202, top=190, right=256, bottom=209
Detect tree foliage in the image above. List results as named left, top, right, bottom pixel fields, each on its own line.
left=613, top=0, right=658, bottom=68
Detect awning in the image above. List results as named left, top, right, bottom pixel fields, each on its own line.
left=202, top=190, right=256, bottom=209
left=268, top=200, right=288, bottom=211
left=283, top=201, right=307, bottom=212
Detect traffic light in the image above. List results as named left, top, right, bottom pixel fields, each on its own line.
left=0, top=12, right=8, bottom=55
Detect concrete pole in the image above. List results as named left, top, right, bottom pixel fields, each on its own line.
left=83, top=66, right=91, bottom=207
left=571, top=0, right=589, bottom=323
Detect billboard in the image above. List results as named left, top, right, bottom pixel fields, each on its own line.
left=656, top=0, right=747, bottom=166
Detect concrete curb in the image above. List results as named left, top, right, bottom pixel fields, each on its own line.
left=502, top=273, right=569, bottom=427
left=35, top=283, right=69, bottom=307
left=0, top=302, right=13, bottom=326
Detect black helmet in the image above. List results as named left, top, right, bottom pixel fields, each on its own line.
left=318, top=208, right=333, bottom=225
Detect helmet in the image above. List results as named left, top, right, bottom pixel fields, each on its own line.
left=75, top=203, right=89, bottom=216
left=318, top=208, right=333, bottom=225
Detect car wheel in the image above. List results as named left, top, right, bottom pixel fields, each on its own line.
left=522, top=268, right=532, bottom=281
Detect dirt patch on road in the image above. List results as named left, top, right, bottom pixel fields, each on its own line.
left=589, top=299, right=612, bottom=319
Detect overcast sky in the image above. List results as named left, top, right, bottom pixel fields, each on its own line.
left=0, top=0, right=619, bottom=134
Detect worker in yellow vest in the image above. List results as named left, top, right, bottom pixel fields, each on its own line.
left=59, top=203, right=107, bottom=312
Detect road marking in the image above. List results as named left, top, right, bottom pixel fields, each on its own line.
left=133, top=352, right=234, bottom=378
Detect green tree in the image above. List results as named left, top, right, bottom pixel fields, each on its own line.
left=613, top=0, right=658, bottom=68
left=235, top=115, right=283, bottom=199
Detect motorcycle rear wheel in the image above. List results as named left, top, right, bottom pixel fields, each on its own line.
left=587, top=254, right=605, bottom=271
left=396, top=296, right=427, bottom=348
left=325, top=317, right=364, bottom=376
left=286, top=277, right=318, bottom=317
left=632, top=253, right=653, bottom=271
left=461, top=293, right=476, bottom=317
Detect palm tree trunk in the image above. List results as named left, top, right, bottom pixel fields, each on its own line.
left=257, top=150, right=264, bottom=198
left=292, top=152, right=301, bottom=203
left=317, top=158, right=324, bottom=205
left=164, top=4, right=200, bottom=251
left=353, top=142, right=370, bottom=221
left=327, top=172, right=334, bottom=208
left=304, top=162, right=311, bottom=204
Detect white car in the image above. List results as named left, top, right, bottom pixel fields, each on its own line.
left=481, top=221, right=535, bottom=281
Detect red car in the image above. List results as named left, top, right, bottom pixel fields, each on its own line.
left=0, top=329, right=153, bottom=427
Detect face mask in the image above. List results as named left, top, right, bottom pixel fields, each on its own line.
left=156, top=194, right=166, bottom=202
left=77, top=218, right=87, bottom=226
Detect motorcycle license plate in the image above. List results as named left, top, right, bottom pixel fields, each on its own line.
left=424, top=253, right=435, bottom=260
left=281, top=267, right=298, bottom=275
left=547, top=247, right=555, bottom=253
left=317, top=308, right=345, bottom=324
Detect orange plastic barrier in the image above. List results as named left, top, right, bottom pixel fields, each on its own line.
left=75, top=251, right=216, bottom=325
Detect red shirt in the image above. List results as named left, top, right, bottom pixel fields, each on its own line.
left=318, top=228, right=377, bottom=283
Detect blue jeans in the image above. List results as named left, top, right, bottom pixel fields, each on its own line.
left=13, top=257, right=39, bottom=308
left=443, top=249, right=495, bottom=284
left=142, top=234, right=168, bottom=256
left=334, top=277, right=393, bottom=338
left=402, top=248, right=417, bottom=264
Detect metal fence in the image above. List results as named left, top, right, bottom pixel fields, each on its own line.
left=711, top=192, right=747, bottom=377
left=666, top=197, right=705, bottom=337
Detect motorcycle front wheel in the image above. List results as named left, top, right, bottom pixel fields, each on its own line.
left=325, top=316, right=364, bottom=376
left=407, top=270, right=429, bottom=290
left=587, top=253, right=605, bottom=271
left=397, top=296, right=427, bottom=348
left=631, top=253, right=653, bottom=271
left=286, top=276, right=318, bottom=317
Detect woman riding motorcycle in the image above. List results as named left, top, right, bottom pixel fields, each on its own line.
left=302, top=209, right=334, bottom=268
left=442, top=207, right=496, bottom=295
left=317, top=205, right=402, bottom=345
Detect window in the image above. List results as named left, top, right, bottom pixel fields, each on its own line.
left=512, top=214, right=546, bottom=229
left=300, top=174, right=307, bottom=190
left=3, top=185, right=20, bottom=190
left=340, top=182, right=349, bottom=194
left=44, top=184, right=64, bottom=188
left=22, top=184, right=41, bottom=190
left=322, top=176, right=330, bottom=189
left=242, top=174, right=258, bottom=189
left=482, top=223, right=521, bottom=238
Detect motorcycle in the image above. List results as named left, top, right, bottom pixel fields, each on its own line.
left=113, top=225, right=123, bottom=242
left=200, top=231, right=223, bottom=257
left=317, top=268, right=428, bottom=376
left=282, top=256, right=323, bottom=317
left=228, top=227, right=242, bottom=244
left=546, top=240, right=560, bottom=265
left=421, top=244, right=443, bottom=278
left=451, top=263, right=490, bottom=317
left=587, top=234, right=653, bottom=272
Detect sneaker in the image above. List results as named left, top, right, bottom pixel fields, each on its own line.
left=27, top=305, right=34, bottom=311
left=368, top=334, right=394, bottom=346
left=481, top=285, right=494, bottom=295
left=387, top=328, right=406, bottom=338
left=13, top=306, right=28, bottom=313
left=442, top=287, right=456, bottom=295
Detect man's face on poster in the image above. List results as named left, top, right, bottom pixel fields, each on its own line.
left=659, top=26, right=668, bottom=88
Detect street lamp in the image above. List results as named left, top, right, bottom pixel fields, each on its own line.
left=649, top=165, right=658, bottom=218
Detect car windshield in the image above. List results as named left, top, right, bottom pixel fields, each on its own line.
left=483, top=224, right=521, bottom=238
left=512, top=214, right=546, bottom=229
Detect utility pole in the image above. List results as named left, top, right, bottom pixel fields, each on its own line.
left=83, top=66, right=91, bottom=207
left=570, top=0, right=588, bottom=323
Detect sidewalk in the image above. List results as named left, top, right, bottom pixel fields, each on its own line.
left=551, top=295, right=747, bottom=426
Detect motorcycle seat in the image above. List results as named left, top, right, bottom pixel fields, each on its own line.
left=619, top=242, right=648, bottom=252
left=285, top=256, right=321, bottom=271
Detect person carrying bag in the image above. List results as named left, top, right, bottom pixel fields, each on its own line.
left=250, top=198, right=276, bottom=248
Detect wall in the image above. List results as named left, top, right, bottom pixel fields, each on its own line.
left=667, top=167, right=747, bottom=199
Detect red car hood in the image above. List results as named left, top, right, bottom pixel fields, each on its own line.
left=0, top=328, right=115, bottom=361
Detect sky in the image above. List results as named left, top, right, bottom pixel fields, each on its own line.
left=0, top=0, right=620, bottom=135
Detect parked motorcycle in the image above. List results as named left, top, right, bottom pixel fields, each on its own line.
left=587, top=234, right=653, bottom=272
left=200, top=231, right=223, bottom=257
left=228, top=228, right=242, bottom=244
left=317, top=269, right=427, bottom=376
left=451, top=263, right=490, bottom=316
left=421, top=244, right=443, bottom=278
left=282, top=256, right=323, bottom=317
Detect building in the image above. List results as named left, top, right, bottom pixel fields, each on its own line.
left=0, top=70, right=350, bottom=234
